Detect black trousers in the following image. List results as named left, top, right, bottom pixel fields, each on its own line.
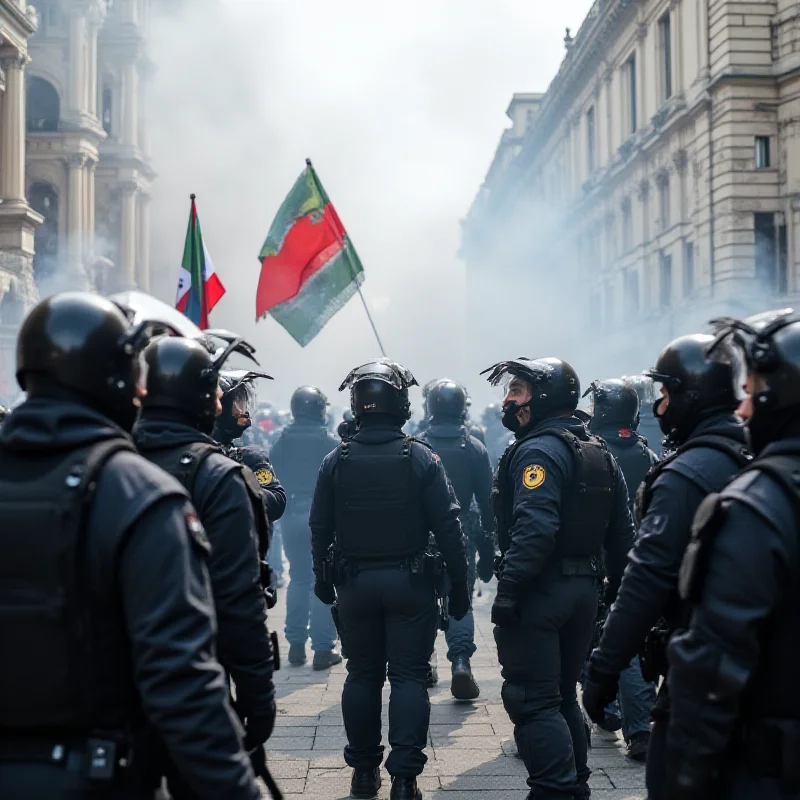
left=337, top=567, right=438, bottom=777
left=0, top=763, right=154, bottom=799
left=494, top=576, right=597, bottom=800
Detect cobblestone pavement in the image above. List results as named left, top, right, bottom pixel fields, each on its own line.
left=264, top=579, right=646, bottom=800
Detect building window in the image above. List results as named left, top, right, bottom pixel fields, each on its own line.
left=659, top=176, right=670, bottom=229
left=26, top=77, right=60, bottom=132
left=754, top=212, right=786, bottom=291
left=624, top=268, right=640, bottom=314
left=624, top=54, right=637, bottom=135
left=102, top=86, right=113, bottom=134
left=622, top=202, right=632, bottom=251
left=659, top=250, right=673, bottom=308
left=586, top=106, right=596, bottom=174
left=755, top=136, right=771, bottom=169
left=684, top=241, right=694, bottom=296
left=659, top=12, right=672, bottom=102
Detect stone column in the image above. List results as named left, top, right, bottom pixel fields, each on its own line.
left=136, top=193, right=151, bottom=291
left=68, top=10, right=87, bottom=117
left=636, top=23, right=648, bottom=130
left=120, top=181, right=138, bottom=287
left=0, top=53, right=29, bottom=204
left=84, top=159, right=96, bottom=261
left=671, top=0, right=683, bottom=94
left=123, top=62, right=139, bottom=148
left=123, top=0, right=138, bottom=25
left=67, top=154, right=87, bottom=269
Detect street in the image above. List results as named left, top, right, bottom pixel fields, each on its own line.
left=265, top=581, right=647, bottom=799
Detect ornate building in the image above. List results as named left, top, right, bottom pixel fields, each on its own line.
left=462, top=0, right=800, bottom=380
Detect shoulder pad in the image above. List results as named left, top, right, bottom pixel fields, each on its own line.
left=408, top=436, right=433, bottom=452
left=679, top=492, right=724, bottom=603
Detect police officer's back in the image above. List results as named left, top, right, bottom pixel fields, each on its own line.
left=133, top=336, right=277, bottom=796
left=270, top=386, right=341, bottom=669
left=483, top=357, right=635, bottom=800
left=585, top=379, right=659, bottom=512
left=583, top=335, right=750, bottom=800
left=417, top=380, right=495, bottom=700
left=310, top=360, right=470, bottom=800
left=622, top=374, right=663, bottom=457
left=666, top=315, right=800, bottom=799
left=0, top=294, right=260, bottom=799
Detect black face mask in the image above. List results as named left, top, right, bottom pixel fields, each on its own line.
left=745, top=392, right=779, bottom=456
left=653, top=396, right=674, bottom=437
left=501, top=399, right=539, bottom=433
left=216, top=410, right=251, bottom=439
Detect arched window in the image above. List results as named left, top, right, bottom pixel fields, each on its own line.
left=29, top=183, right=60, bottom=282
left=0, top=288, right=24, bottom=325
left=102, top=86, right=113, bottom=134
left=26, top=77, right=60, bottom=132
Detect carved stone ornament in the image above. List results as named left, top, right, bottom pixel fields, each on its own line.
left=655, top=168, right=670, bottom=188
left=672, top=149, right=688, bottom=173
left=619, top=139, right=635, bottom=161
left=636, top=178, right=650, bottom=200
left=636, top=22, right=648, bottom=41
left=620, top=195, right=632, bottom=214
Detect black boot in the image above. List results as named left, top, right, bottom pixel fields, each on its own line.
left=390, top=776, right=422, bottom=799
left=450, top=656, right=480, bottom=700
left=350, top=767, right=381, bottom=799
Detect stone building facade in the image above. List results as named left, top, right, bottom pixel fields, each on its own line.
left=461, top=0, right=800, bottom=380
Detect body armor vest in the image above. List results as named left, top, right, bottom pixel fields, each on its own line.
left=423, top=430, right=472, bottom=513
left=274, top=425, right=333, bottom=506
left=334, top=436, right=428, bottom=560
left=731, top=452, right=800, bottom=724
left=635, top=433, right=751, bottom=526
left=0, top=439, right=137, bottom=731
left=144, top=441, right=270, bottom=557
left=494, top=426, right=615, bottom=564
left=602, top=434, right=655, bottom=516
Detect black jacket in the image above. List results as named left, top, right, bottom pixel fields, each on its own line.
left=0, top=400, right=258, bottom=799
left=310, top=418, right=469, bottom=586
left=135, top=418, right=275, bottom=722
left=667, top=438, right=800, bottom=765
left=591, top=413, right=747, bottom=677
left=499, top=415, right=634, bottom=599
left=418, top=420, right=494, bottom=535
left=223, top=441, right=286, bottom=523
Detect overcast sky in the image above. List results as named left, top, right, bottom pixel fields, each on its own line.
left=149, top=0, right=595, bottom=413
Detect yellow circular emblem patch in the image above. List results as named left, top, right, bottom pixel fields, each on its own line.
left=522, top=464, right=546, bottom=490
left=254, top=468, right=274, bottom=486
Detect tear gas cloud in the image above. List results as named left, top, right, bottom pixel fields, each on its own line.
left=148, top=0, right=595, bottom=415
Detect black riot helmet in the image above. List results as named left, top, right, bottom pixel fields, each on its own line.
left=143, top=331, right=260, bottom=434
left=428, top=380, right=468, bottom=422
left=708, top=310, right=800, bottom=454
left=215, top=368, right=273, bottom=444
left=481, top=357, right=580, bottom=432
left=16, top=291, right=174, bottom=432
left=584, top=379, right=640, bottom=432
left=421, top=378, right=443, bottom=418
left=339, top=359, right=418, bottom=422
left=645, top=333, right=738, bottom=445
left=290, top=386, right=328, bottom=422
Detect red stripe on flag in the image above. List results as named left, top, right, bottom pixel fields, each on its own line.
left=256, top=203, right=345, bottom=314
left=176, top=293, right=189, bottom=313
left=205, top=272, right=226, bottom=313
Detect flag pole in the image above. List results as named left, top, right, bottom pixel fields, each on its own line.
left=305, top=158, right=387, bottom=358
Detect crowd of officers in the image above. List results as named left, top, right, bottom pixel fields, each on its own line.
left=0, top=291, right=798, bottom=800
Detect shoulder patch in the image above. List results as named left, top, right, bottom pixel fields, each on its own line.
left=522, top=464, right=546, bottom=490
left=254, top=467, right=274, bottom=486
left=185, top=511, right=211, bottom=554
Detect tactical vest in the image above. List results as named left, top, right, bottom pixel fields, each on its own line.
left=635, top=432, right=752, bottom=526
left=682, top=451, right=800, bottom=725
left=603, top=434, right=656, bottom=517
left=273, top=425, right=333, bottom=505
left=494, top=426, right=615, bottom=566
left=0, top=439, right=138, bottom=731
left=143, top=441, right=270, bottom=558
left=334, top=436, right=428, bottom=560
left=423, top=431, right=473, bottom=513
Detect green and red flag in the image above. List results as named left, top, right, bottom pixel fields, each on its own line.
left=256, top=161, right=365, bottom=346
left=175, top=194, right=226, bottom=329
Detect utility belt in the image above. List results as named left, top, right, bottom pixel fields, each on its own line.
left=639, top=619, right=672, bottom=684
left=735, top=718, right=800, bottom=789
left=0, top=731, right=137, bottom=783
left=493, top=554, right=601, bottom=581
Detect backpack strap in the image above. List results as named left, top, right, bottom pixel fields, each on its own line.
left=170, top=442, right=220, bottom=496
left=739, top=455, right=800, bottom=518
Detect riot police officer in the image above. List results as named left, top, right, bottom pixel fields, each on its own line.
left=310, top=360, right=469, bottom=800
left=666, top=313, right=800, bottom=799
left=584, top=379, right=658, bottom=760
left=338, top=409, right=358, bottom=441
left=270, top=386, right=341, bottom=670
left=134, top=336, right=277, bottom=797
left=417, top=379, right=495, bottom=701
left=213, top=369, right=287, bottom=523
left=622, top=374, right=662, bottom=457
left=0, top=293, right=260, bottom=799
left=582, top=335, right=750, bottom=800
left=483, top=357, right=635, bottom=800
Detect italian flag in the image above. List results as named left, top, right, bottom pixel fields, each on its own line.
left=256, top=161, right=364, bottom=346
left=175, top=194, right=226, bottom=329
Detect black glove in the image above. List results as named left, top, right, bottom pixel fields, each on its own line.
left=314, top=580, right=336, bottom=605
left=581, top=666, right=619, bottom=725
left=448, top=581, right=471, bottom=621
left=243, top=698, right=276, bottom=750
left=476, top=535, right=496, bottom=583
left=491, top=593, right=521, bottom=628
left=665, top=750, right=721, bottom=800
